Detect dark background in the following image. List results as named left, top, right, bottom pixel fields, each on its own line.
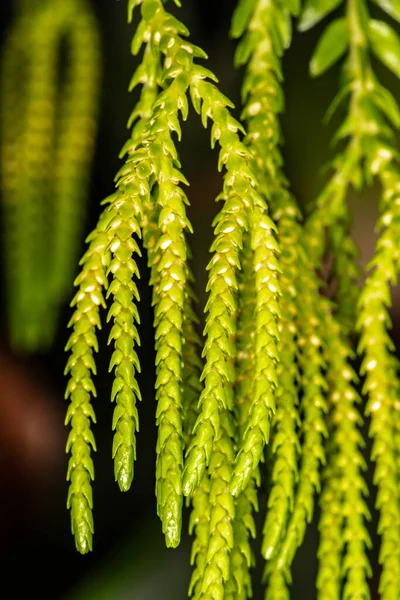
left=0, top=1, right=398, bottom=598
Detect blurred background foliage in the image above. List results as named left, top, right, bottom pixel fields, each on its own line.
left=0, top=0, right=399, bottom=598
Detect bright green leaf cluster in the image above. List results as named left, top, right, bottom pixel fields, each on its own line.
left=62, top=1, right=400, bottom=599
left=65, top=210, right=112, bottom=553
left=303, top=0, right=400, bottom=596
left=225, top=233, right=258, bottom=600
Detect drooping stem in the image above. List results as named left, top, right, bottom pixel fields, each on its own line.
left=65, top=209, right=112, bottom=553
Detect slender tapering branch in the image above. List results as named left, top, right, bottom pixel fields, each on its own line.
left=65, top=210, right=112, bottom=553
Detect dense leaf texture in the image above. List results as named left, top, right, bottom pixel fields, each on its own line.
left=61, top=0, right=400, bottom=598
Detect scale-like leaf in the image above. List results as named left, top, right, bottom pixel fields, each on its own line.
left=286, top=0, right=301, bottom=17
left=310, top=18, right=349, bottom=77
left=372, top=0, right=400, bottom=23
left=369, top=19, right=400, bottom=79
left=230, top=0, right=257, bottom=38
left=299, top=0, right=343, bottom=32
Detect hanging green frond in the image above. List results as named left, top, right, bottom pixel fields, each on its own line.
left=183, top=72, right=277, bottom=499
left=195, top=410, right=236, bottom=600
left=64, top=0, right=275, bottom=557
left=320, top=320, right=371, bottom=600
left=232, top=0, right=300, bottom=570
left=356, top=164, right=400, bottom=599
left=260, top=201, right=302, bottom=565
left=303, top=1, right=400, bottom=596
left=229, top=206, right=280, bottom=497
left=317, top=463, right=343, bottom=600
left=52, top=0, right=102, bottom=303
left=188, top=472, right=212, bottom=599
left=58, top=1, right=400, bottom=598
left=104, top=189, right=143, bottom=493
left=265, top=275, right=328, bottom=594
left=64, top=210, right=112, bottom=553
left=1, top=5, right=59, bottom=349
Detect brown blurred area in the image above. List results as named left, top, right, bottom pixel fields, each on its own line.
left=0, top=347, right=64, bottom=534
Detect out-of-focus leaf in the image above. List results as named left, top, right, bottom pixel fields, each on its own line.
left=230, top=0, right=257, bottom=38
left=310, top=18, right=349, bottom=77
left=287, top=0, right=301, bottom=17
left=368, top=19, right=400, bottom=79
left=371, top=83, right=400, bottom=128
left=299, top=0, right=342, bottom=31
left=372, top=0, right=400, bottom=23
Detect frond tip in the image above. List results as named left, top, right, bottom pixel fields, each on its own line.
left=65, top=210, right=112, bottom=554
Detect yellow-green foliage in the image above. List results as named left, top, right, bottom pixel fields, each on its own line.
left=62, top=0, right=400, bottom=598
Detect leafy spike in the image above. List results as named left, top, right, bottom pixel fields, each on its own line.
left=65, top=210, right=112, bottom=554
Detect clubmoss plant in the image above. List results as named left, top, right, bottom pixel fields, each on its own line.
left=0, top=0, right=101, bottom=351
left=61, top=0, right=400, bottom=598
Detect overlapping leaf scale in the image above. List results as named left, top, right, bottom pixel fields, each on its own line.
left=181, top=265, right=211, bottom=600
left=144, top=191, right=204, bottom=556
left=356, top=157, right=400, bottom=600
left=183, top=77, right=262, bottom=496
left=376, top=164, right=400, bottom=489
left=117, top=0, right=201, bottom=547
left=261, top=203, right=301, bottom=564
left=99, top=3, right=171, bottom=499
left=147, top=40, right=198, bottom=551
left=229, top=206, right=279, bottom=496
left=189, top=473, right=212, bottom=600
left=265, top=266, right=328, bottom=595
left=64, top=210, right=112, bottom=553
left=225, top=483, right=255, bottom=600
left=182, top=1, right=281, bottom=500
left=143, top=0, right=237, bottom=548
left=103, top=182, right=143, bottom=493
left=142, top=196, right=201, bottom=451
left=237, top=0, right=288, bottom=421
left=233, top=0, right=300, bottom=565
left=317, top=464, right=343, bottom=600
left=183, top=189, right=241, bottom=495
left=183, top=51, right=268, bottom=597
left=234, top=0, right=289, bottom=189
left=320, top=318, right=371, bottom=600
left=185, top=317, right=211, bottom=600
left=63, top=0, right=161, bottom=551
left=153, top=171, right=188, bottom=547
left=196, top=410, right=236, bottom=600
